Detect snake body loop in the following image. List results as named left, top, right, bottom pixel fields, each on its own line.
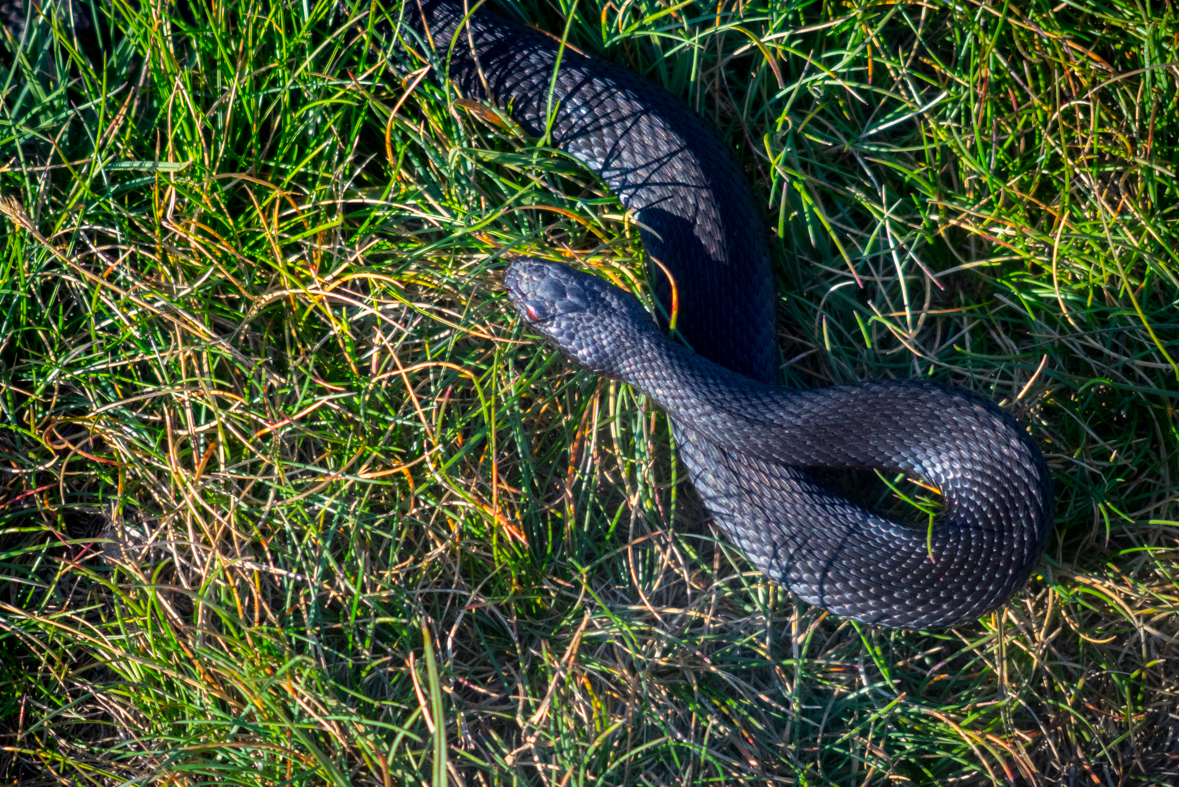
left=413, top=1, right=1054, bottom=629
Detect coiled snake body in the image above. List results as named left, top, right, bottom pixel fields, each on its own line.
left=7, top=0, right=1055, bottom=628
left=412, top=1, right=1053, bottom=629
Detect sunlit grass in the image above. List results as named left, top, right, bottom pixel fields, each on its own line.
left=1, top=0, right=1177, bottom=784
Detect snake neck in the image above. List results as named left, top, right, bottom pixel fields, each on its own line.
left=408, top=0, right=781, bottom=384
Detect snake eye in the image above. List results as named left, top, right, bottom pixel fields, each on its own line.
left=525, top=304, right=540, bottom=322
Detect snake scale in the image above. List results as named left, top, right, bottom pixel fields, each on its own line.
left=5, top=0, right=1055, bottom=628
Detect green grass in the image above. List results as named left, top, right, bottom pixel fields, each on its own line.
left=1, top=0, right=1177, bottom=783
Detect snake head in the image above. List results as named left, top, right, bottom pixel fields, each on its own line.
left=504, top=258, right=659, bottom=379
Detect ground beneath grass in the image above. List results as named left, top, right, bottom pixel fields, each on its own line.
left=1, top=0, right=1177, bottom=784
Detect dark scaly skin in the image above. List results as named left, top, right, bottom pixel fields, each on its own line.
left=408, top=0, right=778, bottom=382
left=505, top=260, right=1054, bottom=629
left=409, top=2, right=1053, bottom=627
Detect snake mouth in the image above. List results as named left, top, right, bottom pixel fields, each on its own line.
left=503, top=282, right=552, bottom=327
left=513, top=297, right=557, bottom=328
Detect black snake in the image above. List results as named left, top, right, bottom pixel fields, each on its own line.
left=6, top=0, right=1055, bottom=628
